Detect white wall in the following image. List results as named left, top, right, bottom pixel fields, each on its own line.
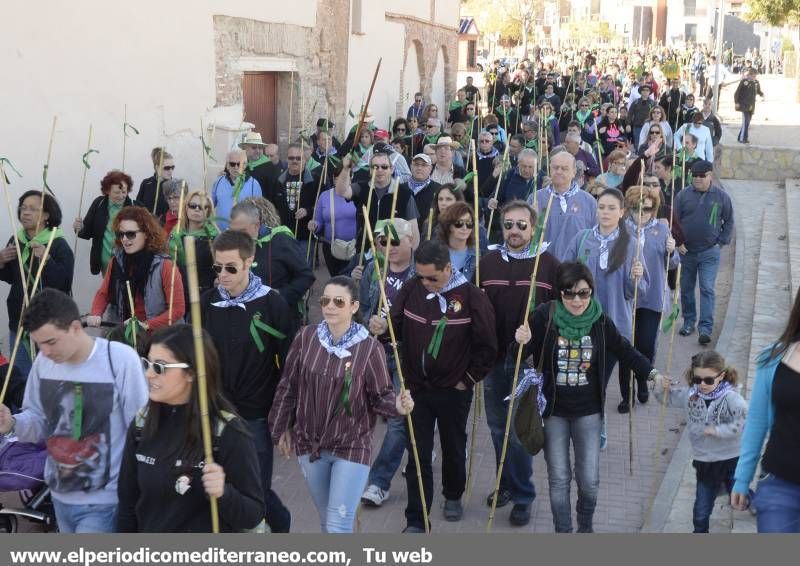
left=430, top=48, right=447, bottom=115
left=0, top=0, right=318, bottom=326
left=402, top=43, right=424, bottom=114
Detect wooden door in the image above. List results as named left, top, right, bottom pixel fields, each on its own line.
left=243, top=72, right=277, bottom=142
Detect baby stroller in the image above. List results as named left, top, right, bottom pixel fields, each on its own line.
left=0, top=439, right=55, bottom=532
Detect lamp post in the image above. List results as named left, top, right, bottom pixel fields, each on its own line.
left=713, top=0, right=726, bottom=113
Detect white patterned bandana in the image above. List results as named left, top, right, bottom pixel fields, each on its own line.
left=491, top=241, right=551, bottom=262
left=550, top=182, right=581, bottom=214
left=316, top=321, right=370, bottom=359
left=689, top=380, right=732, bottom=402
left=212, top=273, right=271, bottom=309
left=625, top=217, right=658, bottom=250
left=425, top=270, right=468, bottom=314
left=592, top=225, right=619, bottom=271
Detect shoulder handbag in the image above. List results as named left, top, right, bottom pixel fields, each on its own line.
left=514, top=302, right=554, bottom=456
left=329, top=189, right=356, bottom=261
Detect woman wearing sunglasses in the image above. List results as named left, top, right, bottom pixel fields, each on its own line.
left=652, top=350, right=745, bottom=533
left=514, top=262, right=664, bottom=533
left=74, top=169, right=138, bottom=276
left=621, top=186, right=678, bottom=410
left=435, top=202, right=480, bottom=281
left=86, top=206, right=184, bottom=332
left=168, top=190, right=219, bottom=299
left=637, top=106, right=674, bottom=149
left=564, top=188, right=649, bottom=414
left=270, top=276, right=413, bottom=533
left=637, top=124, right=670, bottom=172
left=117, top=324, right=264, bottom=532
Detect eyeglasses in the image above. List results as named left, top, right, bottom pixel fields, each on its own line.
left=426, top=124, right=437, bottom=129
left=162, top=165, right=176, bottom=171
left=18, top=206, right=40, bottom=214
left=187, top=203, right=209, bottom=211
left=693, top=173, right=709, bottom=179
left=141, top=357, right=189, bottom=375
left=691, top=370, right=725, bottom=385
left=649, top=131, right=661, bottom=135
left=319, top=296, right=351, bottom=308
left=503, top=219, right=529, bottom=230
left=377, top=236, right=400, bottom=247
left=287, top=156, right=302, bottom=161
left=453, top=220, right=474, bottom=229
left=632, top=206, right=655, bottom=213
left=212, top=263, right=239, bottom=275
left=371, top=164, right=391, bottom=170
left=116, top=230, right=141, bottom=240
left=561, top=288, right=592, bottom=300
left=643, top=181, right=661, bottom=187
left=228, top=162, right=243, bottom=167
left=488, top=131, right=498, bottom=136
left=417, top=274, right=441, bottom=283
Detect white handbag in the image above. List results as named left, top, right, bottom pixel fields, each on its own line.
left=329, top=189, right=356, bottom=260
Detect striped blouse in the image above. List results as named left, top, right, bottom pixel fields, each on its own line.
left=268, top=325, right=398, bottom=465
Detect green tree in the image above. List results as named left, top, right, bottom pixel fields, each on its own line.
left=461, top=0, right=541, bottom=56
left=743, top=0, right=800, bottom=26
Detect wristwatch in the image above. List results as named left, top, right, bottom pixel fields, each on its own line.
left=3, top=416, right=16, bottom=438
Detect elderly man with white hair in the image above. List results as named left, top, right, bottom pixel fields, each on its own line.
left=554, top=133, right=600, bottom=180
left=211, top=150, right=263, bottom=230
left=532, top=152, right=597, bottom=262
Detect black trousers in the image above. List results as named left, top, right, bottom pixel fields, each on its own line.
left=618, top=308, right=661, bottom=402
left=321, top=241, right=351, bottom=277
left=404, top=387, right=473, bottom=529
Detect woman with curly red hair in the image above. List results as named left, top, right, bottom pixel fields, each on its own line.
left=86, top=206, right=185, bottom=332
left=73, top=170, right=139, bottom=275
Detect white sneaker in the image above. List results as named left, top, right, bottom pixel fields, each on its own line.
left=361, top=484, right=390, bottom=507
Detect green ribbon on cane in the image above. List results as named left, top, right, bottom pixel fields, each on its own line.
left=201, top=135, right=216, bottom=162
left=82, top=149, right=100, bottom=169
left=0, top=157, right=23, bottom=182
left=335, top=362, right=353, bottom=417
left=370, top=251, right=386, bottom=282
left=124, top=317, right=144, bottom=348
left=124, top=122, right=140, bottom=136
left=249, top=313, right=287, bottom=353
left=41, top=164, right=53, bottom=195
left=660, top=303, right=681, bottom=333
left=427, top=317, right=448, bottom=359
left=72, top=384, right=84, bottom=441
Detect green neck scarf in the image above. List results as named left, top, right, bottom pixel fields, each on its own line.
left=170, top=222, right=219, bottom=265
left=576, top=109, right=592, bottom=123
left=553, top=298, right=603, bottom=341
left=255, top=225, right=295, bottom=247
left=247, top=154, right=270, bottom=170
left=17, top=227, right=65, bottom=268
left=449, top=100, right=464, bottom=111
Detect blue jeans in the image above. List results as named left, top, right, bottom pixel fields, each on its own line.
left=244, top=418, right=291, bottom=532
left=693, top=471, right=734, bottom=533
left=680, top=245, right=720, bottom=336
left=8, top=329, right=33, bottom=379
left=52, top=500, right=117, bottom=533
left=738, top=111, right=753, bottom=142
left=752, top=473, right=800, bottom=533
left=367, top=354, right=407, bottom=491
left=543, top=413, right=602, bottom=533
left=298, top=452, right=370, bottom=533
left=483, top=360, right=536, bottom=505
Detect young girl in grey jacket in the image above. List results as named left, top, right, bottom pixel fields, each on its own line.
left=654, top=351, right=747, bottom=533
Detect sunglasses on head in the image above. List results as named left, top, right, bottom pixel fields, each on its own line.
left=377, top=236, right=400, bottom=247
left=691, top=370, right=724, bottom=385
left=116, top=230, right=141, bottom=240
left=453, top=220, right=474, bottom=229
left=503, top=219, right=529, bottom=230
left=319, top=296, right=351, bottom=308
left=561, top=288, right=592, bottom=300
left=212, top=263, right=240, bottom=275
left=141, top=357, right=189, bottom=375
left=187, top=203, right=208, bottom=211
left=162, top=165, right=176, bottom=171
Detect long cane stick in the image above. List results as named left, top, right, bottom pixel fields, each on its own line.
left=378, top=178, right=401, bottom=288
left=362, top=207, right=429, bottom=533
left=356, top=167, right=378, bottom=268
left=425, top=205, right=434, bottom=241
left=487, top=189, right=555, bottom=532
left=350, top=59, right=383, bottom=161
left=201, top=120, right=208, bottom=191
left=0, top=230, right=57, bottom=405
left=307, top=157, right=328, bottom=263
left=470, top=140, right=481, bottom=285
left=486, top=143, right=511, bottom=237
left=74, top=124, right=94, bottom=264
left=168, top=181, right=187, bottom=325
left=28, top=116, right=57, bottom=292
left=184, top=236, right=221, bottom=533
left=628, top=178, right=646, bottom=476
left=125, top=281, right=138, bottom=352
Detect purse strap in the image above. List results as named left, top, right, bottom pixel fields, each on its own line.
left=536, top=302, right=556, bottom=373
left=329, top=189, right=336, bottom=241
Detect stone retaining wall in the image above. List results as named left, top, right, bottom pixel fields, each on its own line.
left=716, top=143, right=800, bottom=181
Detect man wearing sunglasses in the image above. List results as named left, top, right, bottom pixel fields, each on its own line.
left=478, top=201, right=559, bottom=526
left=211, top=150, right=262, bottom=230
left=240, top=132, right=281, bottom=204
left=389, top=240, right=497, bottom=531
left=275, top=143, right=317, bottom=244
left=400, top=154, right=439, bottom=235
left=0, top=289, right=148, bottom=533
left=352, top=219, right=418, bottom=508
left=336, top=152, right=421, bottom=253
left=200, top=230, right=297, bottom=532
left=674, top=159, right=734, bottom=345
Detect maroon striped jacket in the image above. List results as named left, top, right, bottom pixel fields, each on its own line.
left=268, top=325, right=398, bottom=465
